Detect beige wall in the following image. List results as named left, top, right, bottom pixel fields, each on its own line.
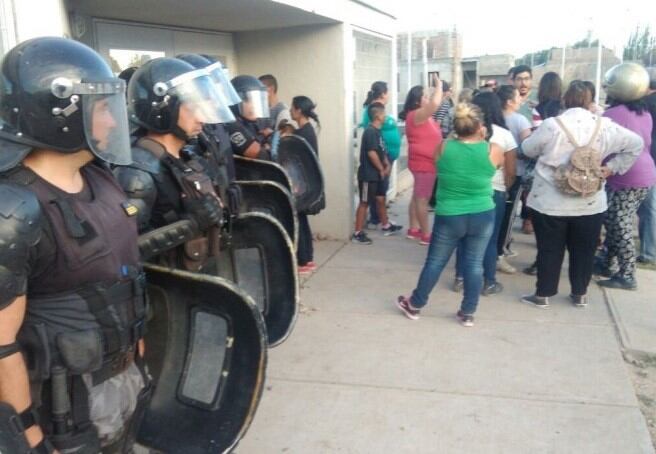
left=235, top=24, right=353, bottom=240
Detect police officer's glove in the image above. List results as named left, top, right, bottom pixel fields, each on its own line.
left=183, top=194, right=223, bottom=231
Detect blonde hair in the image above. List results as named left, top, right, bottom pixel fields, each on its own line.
left=453, top=102, right=484, bottom=137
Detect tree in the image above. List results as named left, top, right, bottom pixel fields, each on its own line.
left=623, top=25, right=656, bottom=63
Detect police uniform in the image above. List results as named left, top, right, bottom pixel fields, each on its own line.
left=0, top=37, right=147, bottom=454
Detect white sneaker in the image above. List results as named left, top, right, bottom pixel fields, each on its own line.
left=497, top=256, right=517, bottom=274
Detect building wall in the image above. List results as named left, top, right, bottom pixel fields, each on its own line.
left=0, top=0, right=69, bottom=56
left=537, top=47, right=620, bottom=89
left=235, top=24, right=352, bottom=239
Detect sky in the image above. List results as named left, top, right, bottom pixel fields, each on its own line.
left=372, top=0, right=656, bottom=58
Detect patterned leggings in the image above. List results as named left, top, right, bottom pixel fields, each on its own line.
left=604, top=187, right=650, bottom=280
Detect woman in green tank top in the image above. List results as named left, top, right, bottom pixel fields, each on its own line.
left=396, top=103, right=504, bottom=327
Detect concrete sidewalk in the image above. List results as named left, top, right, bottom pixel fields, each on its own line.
left=238, top=191, right=655, bottom=454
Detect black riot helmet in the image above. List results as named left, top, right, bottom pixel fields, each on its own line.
left=176, top=54, right=241, bottom=107
left=128, top=57, right=235, bottom=140
left=0, top=37, right=132, bottom=171
left=230, top=75, right=270, bottom=120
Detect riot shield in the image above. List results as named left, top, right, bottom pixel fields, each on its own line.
left=277, top=135, right=325, bottom=215
left=235, top=180, right=298, bottom=248
left=138, top=264, right=267, bottom=454
left=233, top=155, right=292, bottom=192
left=216, top=212, right=299, bottom=347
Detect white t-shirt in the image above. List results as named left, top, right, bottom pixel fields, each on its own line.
left=490, top=124, right=518, bottom=192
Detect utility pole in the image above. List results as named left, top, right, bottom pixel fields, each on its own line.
left=560, top=45, right=566, bottom=79
left=422, top=38, right=428, bottom=86
left=595, top=39, right=603, bottom=105
left=407, top=30, right=411, bottom=93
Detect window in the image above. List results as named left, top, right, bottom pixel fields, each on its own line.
left=108, top=48, right=166, bottom=74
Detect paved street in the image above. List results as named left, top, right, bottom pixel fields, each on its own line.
left=239, top=190, right=655, bottom=454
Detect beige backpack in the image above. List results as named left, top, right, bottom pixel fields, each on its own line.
left=553, top=117, right=604, bottom=197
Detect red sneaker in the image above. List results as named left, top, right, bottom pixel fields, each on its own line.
left=419, top=234, right=431, bottom=246
left=406, top=228, right=421, bottom=240
left=298, top=265, right=314, bottom=276
left=396, top=296, right=420, bottom=320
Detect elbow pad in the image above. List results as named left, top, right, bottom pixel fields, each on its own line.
left=0, top=183, right=42, bottom=310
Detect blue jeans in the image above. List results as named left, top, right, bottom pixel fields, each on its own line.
left=455, top=190, right=505, bottom=283
left=638, top=185, right=656, bottom=262
left=410, top=209, right=495, bottom=315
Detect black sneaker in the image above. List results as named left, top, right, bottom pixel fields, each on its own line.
left=381, top=223, right=403, bottom=236
left=482, top=281, right=503, bottom=296
left=456, top=310, right=474, bottom=327
left=570, top=294, right=588, bottom=308
left=597, top=276, right=637, bottom=291
left=351, top=231, right=372, bottom=245
left=396, top=296, right=420, bottom=320
left=523, top=262, right=538, bottom=276
left=521, top=294, right=550, bottom=309
left=453, top=277, right=464, bottom=293
left=592, top=262, right=613, bottom=278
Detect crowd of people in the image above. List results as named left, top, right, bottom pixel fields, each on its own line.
left=387, top=62, right=656, bottom=327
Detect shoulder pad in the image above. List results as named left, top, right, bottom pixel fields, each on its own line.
left=113, top=166, right=157, bottom=233
left=113, top=165, right=157, bottom=201
left=128, top=146, right=162, bottom=175
left=0, top=182, right=43, bottom=309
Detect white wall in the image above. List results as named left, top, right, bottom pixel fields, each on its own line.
left=235, top=24, right=352, bottom=240
left=14, top=0, right=69, bottom=41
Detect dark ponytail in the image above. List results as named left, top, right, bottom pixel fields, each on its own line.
left=292, top=95, right=320, bottom=129
left=363, top=81, right=388, bottom=107
left=399, top=85, right=424, bottom=121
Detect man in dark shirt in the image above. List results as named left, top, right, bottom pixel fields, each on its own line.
left=352, top=102, right=402, bottom=244
left=638, top=67, right=656, bottom=268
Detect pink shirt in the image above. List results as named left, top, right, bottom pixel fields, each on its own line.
left=406, top=110, right=442, bottom=173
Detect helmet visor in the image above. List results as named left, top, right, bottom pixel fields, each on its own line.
left=206, top=62, right=241, bottom=106
left=239, top=89, right=270, bottom=119
left=81, top=80, right=132, bottom=165
left=170, top=74, right=235, bottom=125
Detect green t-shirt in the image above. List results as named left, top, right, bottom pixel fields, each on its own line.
left=359, top=107, right=401, bottom=161
left=435, top=140, right=496, bottom=216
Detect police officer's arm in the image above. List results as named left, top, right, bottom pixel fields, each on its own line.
left=0, top=296, right=46, bottom=448
left=242, top=141, right=265, bottom=159
left=114, top=166, right=158, bottom=232
left=0, top=183, right=46, bottom=449
left=226, top=122, right=271, bottom=160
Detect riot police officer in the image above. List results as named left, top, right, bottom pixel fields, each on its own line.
left=0, top=37, right=147, bottom=453
left=114, top=57, right=232, bottom=272
left=112, top=58, right=272, bottom=453
left=225, top=75, right=273, bottom=160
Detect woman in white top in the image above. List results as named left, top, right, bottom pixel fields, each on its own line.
left=496, top=85, right=532, bottom=268
left=453, top=92, right=517, bottom=294
left=519, top=81, right=643, bottom=308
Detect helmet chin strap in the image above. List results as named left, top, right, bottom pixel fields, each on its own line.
left=171, top=125, right=191, bottom=142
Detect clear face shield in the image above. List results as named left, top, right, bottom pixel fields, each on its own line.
left=206, top=62, right=241, bottom=106
left=51, top=78, right=132, bottom=165
left=159, top=70, right=236, bottom=125
left=238, top=89, right=270, bottom=120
